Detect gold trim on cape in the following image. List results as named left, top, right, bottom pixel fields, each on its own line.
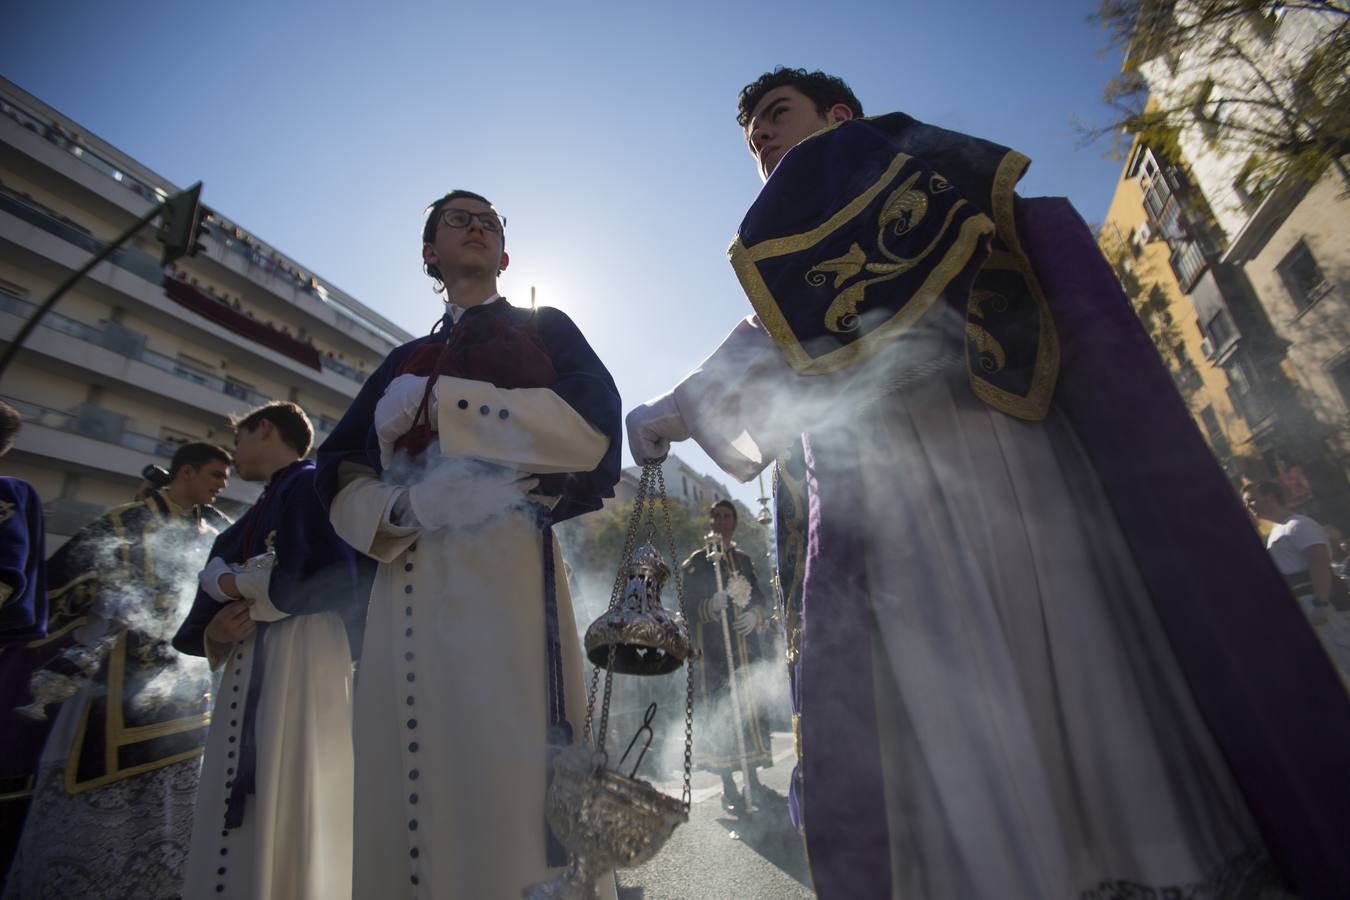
left=968, top=150, right=1059, bottom=421
left=731, top=212, right=993, bottom=375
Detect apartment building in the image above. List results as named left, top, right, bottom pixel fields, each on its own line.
left=1099, top=137, right=1268, bottom=486
left=1101, top=3, right=1349, bottom=527
left=0, top=77, right=412, bottom=547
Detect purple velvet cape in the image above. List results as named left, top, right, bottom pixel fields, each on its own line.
left=789, top=197, right=1350, bottom=900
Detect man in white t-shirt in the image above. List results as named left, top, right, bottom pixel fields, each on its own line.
left=1244, top=480, right=1350, bottom=677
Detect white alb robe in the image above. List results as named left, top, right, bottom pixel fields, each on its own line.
left=181, top=592, right=354, bottom=900
left=671, top=312, right=1279, bottom=899
left=331, top=375, right=618, bottom=900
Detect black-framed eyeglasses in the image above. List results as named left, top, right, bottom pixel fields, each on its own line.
left=440, top=208, right=505, bottom=232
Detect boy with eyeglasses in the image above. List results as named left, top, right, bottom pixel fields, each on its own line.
left=316, top=190, right=621, bottom=899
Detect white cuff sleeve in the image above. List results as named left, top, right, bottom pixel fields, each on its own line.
left=234, top=558, right=288, bottom=623
left=199, top=557, right=236, bottom=604
left=672, top=314, right=960, bottom=482
left=329, top=464, right=419, bottom=563
left=434, top=377, right=609, bottom=474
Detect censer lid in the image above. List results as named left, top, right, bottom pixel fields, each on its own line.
left=584, top=542, right=690, bottom=675
left=626, top=542, right=670, bottom=584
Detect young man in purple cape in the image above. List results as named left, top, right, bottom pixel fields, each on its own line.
left=315, top=190, right=621, bottom=899
left=174, top=402, right=373, bottom=900
left=627, top=67, right=1350, bottom=900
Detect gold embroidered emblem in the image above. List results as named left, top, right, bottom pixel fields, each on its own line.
left=967, top=289, right=1009, bottom=374
left=879, top=174, right=928, bottom=237
left=810, top=173, right=966, bottom=335
left=264, top=529, right=277, bottom=551
left=0, top=500, right=13, bottom=525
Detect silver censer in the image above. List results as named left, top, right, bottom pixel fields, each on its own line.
left=524, top=463, right=696, bottom=899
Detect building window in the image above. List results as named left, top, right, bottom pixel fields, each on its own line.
left=1330, top=354, right=1350, bottom=417
left=1205, top=308, right=1236, bottom=348
left=1276, top=240, right=1332, bottom=312
left=224, top=377, right=254, bottom=401
left=1170, top=241, right=1207, bottom=293
left=1224, top=352, right=1272, bottom=426
left=1197, top=405, right=1232, bottom=462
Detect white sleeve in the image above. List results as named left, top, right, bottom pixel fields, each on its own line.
left=433, top=377, right=609, bottom=474
left=234, top=559, right=289, bottom=623
left=329, top=463, right=420, bottom=563
left=1290, top=516, right=1329, bottom=553
left=670, top=314, right=957, bottom=482
left=199, top=557, right=235, bottom=604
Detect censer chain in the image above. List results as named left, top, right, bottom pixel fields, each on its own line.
left=580, top=462, right=696, bottom=813
left=654, top=466, right=695, bottom=811
left=583, top=462, right=654, bottom=750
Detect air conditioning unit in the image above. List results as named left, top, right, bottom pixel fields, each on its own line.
left=1200, top=336, right=1216, bottom=359
left=1135, top=223, right=1152, bottom=246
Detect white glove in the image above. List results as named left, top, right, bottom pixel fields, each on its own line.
left=706, top=591, right=728, bottom=617
left=199, top=557, right=236, bottom=604
left=232, top=551, right=272, bottom=601
left=405, top=457, right=539, bottom=532
left=375, top=373, right=435, bottom=467
left=733, top=608, right=759, bottom=636
left=625, top=392, right=691, bottom=465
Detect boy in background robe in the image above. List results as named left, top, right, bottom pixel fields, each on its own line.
left=174, top=401, right=372, bottom=900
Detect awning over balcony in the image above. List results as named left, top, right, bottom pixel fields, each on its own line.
left=163, top=276, right=322, bottom=371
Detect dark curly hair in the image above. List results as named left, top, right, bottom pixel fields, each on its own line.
left=168, top=442, right=232, bottom=481
left=709, top=498, right=738, bottom=523
left=421, top=189, right=505, bottom=291
left=736, top=67, right=863, bottom=129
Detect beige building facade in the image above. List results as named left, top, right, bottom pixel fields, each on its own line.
left=1101, top=0, right=1350, bottom=528
left=1099, top=138, right=1263, bottom=486
left=0, top=77, right=411, bottom=546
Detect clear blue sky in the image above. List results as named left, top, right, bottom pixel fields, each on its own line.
left=4, top=0, right=1126, bottom=511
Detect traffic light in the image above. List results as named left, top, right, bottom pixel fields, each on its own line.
left=156, top=181, right=208, bottom=266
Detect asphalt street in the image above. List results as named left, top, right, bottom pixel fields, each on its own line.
left=615, top=732, right=814, bottom=900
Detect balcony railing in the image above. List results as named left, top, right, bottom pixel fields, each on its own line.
left=3, top=394, right=172, bottom=457
left=2, top=95, right=404, bottom=351
left=0, top=188, right=365, bottom=386
left=1170, top=241, right=1209, bottom=294
left=0, top=289, right=336, bottom=440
